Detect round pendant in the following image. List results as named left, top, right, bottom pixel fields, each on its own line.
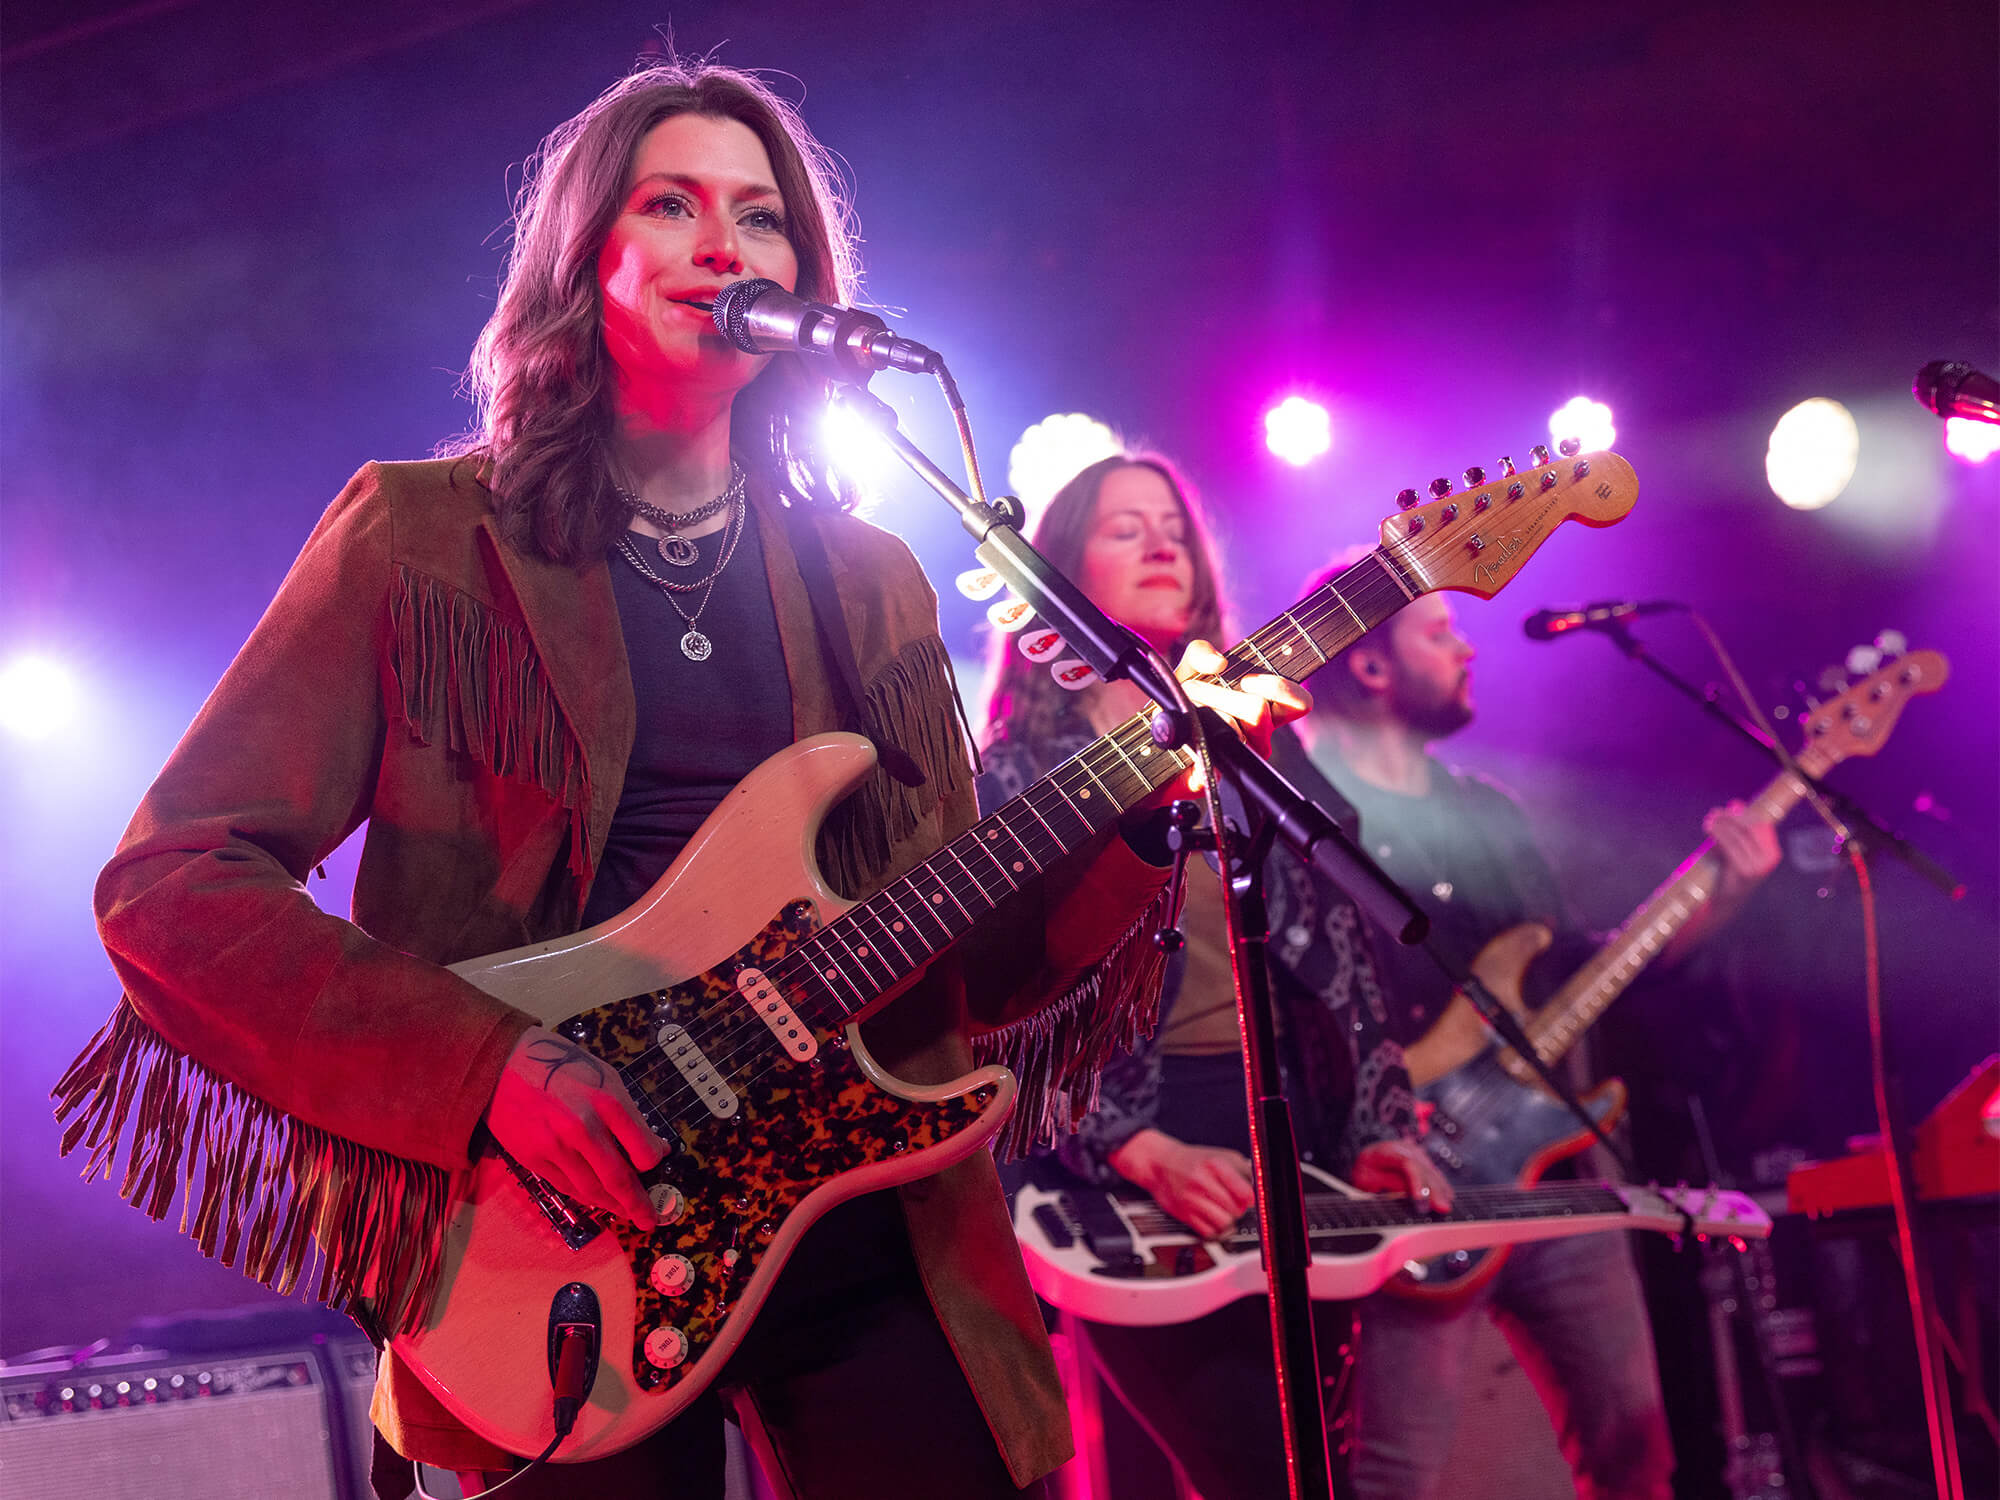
left=679, top=629, right=713, bottom=662
left=657, top=533, right=700, bottom=568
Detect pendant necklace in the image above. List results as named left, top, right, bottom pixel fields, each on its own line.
left=613, top=495, right=747, bottom=662
left=614, top=466, right=745, bottom=568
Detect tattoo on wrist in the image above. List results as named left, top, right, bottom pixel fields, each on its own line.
left=526, top=1038, right=608, bottom=1090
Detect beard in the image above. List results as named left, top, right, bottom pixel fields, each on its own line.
left=1391, top=672, right=1474, bottom=740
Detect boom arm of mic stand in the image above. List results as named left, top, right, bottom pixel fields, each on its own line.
left=1195, top=711, right=1427, bottom=945
left=1603, top=624, right=1962, bottom=901
left=831, top=382, right=1196, bottom=744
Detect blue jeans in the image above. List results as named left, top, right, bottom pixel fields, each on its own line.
left=1352, top=1230, right=1673, bottom=1500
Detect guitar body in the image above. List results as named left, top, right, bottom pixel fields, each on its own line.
left=389, top=734, right=1016, bottom=1462
left=1393, top=921, right=1628, bottom=1304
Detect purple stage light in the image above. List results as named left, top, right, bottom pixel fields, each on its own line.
left=1944, top=415, right=2000, bottom=464
left=1264, top=396, right=1332, bottom=466
left=0, top=653, right=79, bottom=740
left=1548, top=396, right=1615, bottom=452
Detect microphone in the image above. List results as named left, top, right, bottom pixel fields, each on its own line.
left=711, top=278, right=941, bottom=374
left=1913, top=360, right=2000, bottom=424
left=1523, top=600, right=1683, bottom=640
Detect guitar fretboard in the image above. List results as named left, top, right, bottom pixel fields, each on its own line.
left=1520, top=754, right=1824, bottom=1072
left=1115, top=1182, right=1630, bottom=1242
left=774, top=550, right=1426, bottom=1027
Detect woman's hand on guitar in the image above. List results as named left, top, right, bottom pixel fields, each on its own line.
left=1110, top=1128, right=1255, bottom=1240
left=1351, top=1139, right=1454, bottom=1213
left=485, top=1025, right=670, bottom=1229
left=1176, top=638, right=1311, bottom=770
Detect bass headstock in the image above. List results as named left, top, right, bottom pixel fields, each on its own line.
left=1379, top=441, right=1639, bottom=601
left=1794, top=644, right=1950, bottom=777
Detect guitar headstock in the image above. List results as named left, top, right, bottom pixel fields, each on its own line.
left=1624, top=1183, right=1773, bottom=1242
left=1793, top=644, right=1949, bottom=777
left=1378, top=441, right=1639, bottom=600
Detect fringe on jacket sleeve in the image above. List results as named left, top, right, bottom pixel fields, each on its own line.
left=53, top=999, right=450, bottom=1336
left=973, top=880, right=1177, bottom=1161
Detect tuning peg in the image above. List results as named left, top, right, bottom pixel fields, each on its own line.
left=1463, top=465, right=1487, bottom=488
left=1427, top=476, right=1454, bottom=498
left=1530, top=444, right=1551, bottom=466
left=1498, top=456, right=1517, bottom=477
left=1845, top=644, right=1883, bottom=676
left=1395, top=487, right=1420, bottom=511
left=1558, top=436, right=1582, bottom=458
left=1875, top=629, right=1908, bottom=657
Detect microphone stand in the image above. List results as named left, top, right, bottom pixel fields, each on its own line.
left=840, top=378, right=1438, bottom=1500
left=1604, top=620, right=1965, bottom=1499
left=1599, top=623, right=1962, bottom=900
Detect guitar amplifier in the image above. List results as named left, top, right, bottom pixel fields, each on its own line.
left=0, top=1340, right=375, bottom=1500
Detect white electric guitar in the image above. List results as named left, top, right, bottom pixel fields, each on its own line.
left=1014, top=1165, right=1770, bottom=1326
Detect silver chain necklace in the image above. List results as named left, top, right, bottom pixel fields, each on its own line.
left=613, top=496, right=747, bottom=661
left=613, top=465, right=746, bottom=568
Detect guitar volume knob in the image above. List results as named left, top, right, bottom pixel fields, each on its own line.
left=644, top=1325, right=690, bottom=1369
left=649, top=1254, right=696, bottom=1296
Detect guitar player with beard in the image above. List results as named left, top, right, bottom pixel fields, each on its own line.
left=1289, top=563, right=1779, bottom=1500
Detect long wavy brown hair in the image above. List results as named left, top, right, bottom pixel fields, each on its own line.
left=443, top=62, right=859, bottom=566
left=981, top=454, right=1227, bottom=752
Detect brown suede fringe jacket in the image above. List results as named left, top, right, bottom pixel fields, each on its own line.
left=55, top=458, right=1172, bottom=1482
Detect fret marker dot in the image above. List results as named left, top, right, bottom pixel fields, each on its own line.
left=893, top=921, right=905, bottom=932
left=1080, top=788, right=1092, bottom=798
left=857, top=947, right=869, bottom=958
left=986, top=830, right=998, bottom=839
left=1013, top=861, right=1025, bottom=872
left=931, top=894, right=944, bottom=904
left=823, top=968, right=837, bottom=980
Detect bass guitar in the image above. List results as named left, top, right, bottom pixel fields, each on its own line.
left=390, top=448, right=1639, bottom=1460
left=1394, top=645, right=1948, bottom=1302
left=1014, top=1164, right=1769, bottom=1325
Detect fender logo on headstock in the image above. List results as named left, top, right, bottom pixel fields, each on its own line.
left=1472, top=530, right=1530, bottom=591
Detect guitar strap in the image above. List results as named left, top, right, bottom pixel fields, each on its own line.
left=782, top=500, right=928, bottom=789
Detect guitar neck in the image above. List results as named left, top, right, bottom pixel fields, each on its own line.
left=790, top=550, right=1424, bottom=1026
left=1120, top=1181, right=1634, bottom=1242
left=1523, top=755, right=1821, bottom=1067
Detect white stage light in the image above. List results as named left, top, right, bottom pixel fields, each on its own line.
left=1549, top=396, right=1616, bottom=452
left=0, top=653, right=80, bottom=740
left=1007, top=413, right=1121, bottom=513
left=1766, top=398, right=1859, bottom=510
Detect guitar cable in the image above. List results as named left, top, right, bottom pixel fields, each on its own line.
left=410, top=1321, right=594, bottom=1499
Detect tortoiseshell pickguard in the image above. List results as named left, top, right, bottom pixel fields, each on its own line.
left=555, top=900, right=1002, bottom=1394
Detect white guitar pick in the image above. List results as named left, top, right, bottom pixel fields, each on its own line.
left=1018, top=627, right=1066, bottom=663
left=1049, top=658, right=1101, bottom=691
left=955, top=567, right=1005, bottom=601
left=987, top=597, right=1035, bottom=633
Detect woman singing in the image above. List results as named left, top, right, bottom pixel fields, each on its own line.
left=58, top=65, right=1295, bottom=1499
left=979, top=454, right=1450, bottom=1500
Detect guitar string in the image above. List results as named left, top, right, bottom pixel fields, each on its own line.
left=610, top=473, right=1616, bottom=1137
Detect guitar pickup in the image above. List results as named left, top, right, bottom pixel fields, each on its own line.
left=656, top=1024, right=739, bottom=1119
left=735, top=967, right=817, bottom=1062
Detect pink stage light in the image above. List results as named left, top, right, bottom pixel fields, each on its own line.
left=1264, top=396, right=1332, bottom=466
left=1943, top=416, right=2000, bottom=464
left=1549, top=396, right=1615, bottom=452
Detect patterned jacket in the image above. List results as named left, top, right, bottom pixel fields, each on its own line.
left=977, top=717, right=1420, bottom=1184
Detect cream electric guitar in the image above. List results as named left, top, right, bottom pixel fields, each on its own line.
left=391, top=447, right=1639, bottom=1460
left=1014, top=1166, right=1770, bottom=1326
left=1393, top=647, right=1949, bottom=1302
